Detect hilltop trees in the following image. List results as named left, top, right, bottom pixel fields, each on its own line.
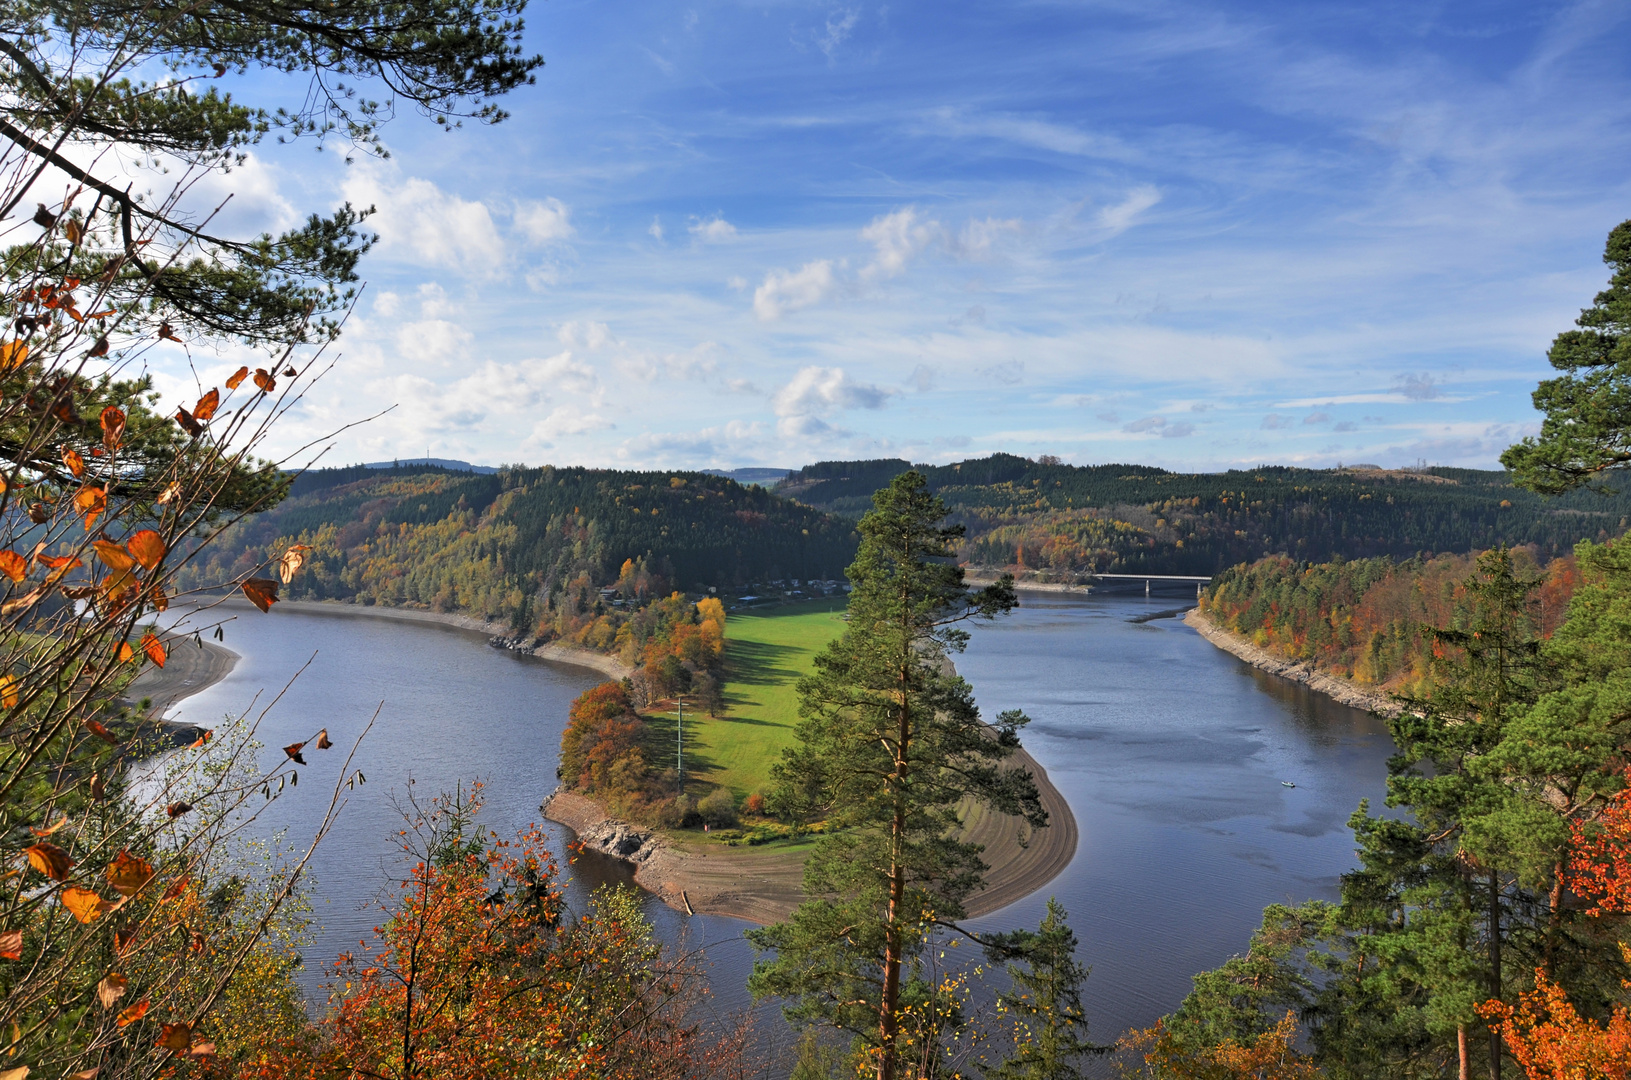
left=748, top=471, right=1046, bottom=1080
left=1503, top=220, right=1631, bottom=494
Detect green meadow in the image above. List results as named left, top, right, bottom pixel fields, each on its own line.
left=682, top=599, right=846, bottom=798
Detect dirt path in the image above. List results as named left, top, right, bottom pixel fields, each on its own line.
left=545, top=745, right=1078, bottom=926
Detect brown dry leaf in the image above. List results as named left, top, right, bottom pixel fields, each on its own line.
left=25, top=504, right=47, bottom=525
left=187, top=1042, right=215, bottom=1059
left=157, top=321, right=180, bottom=342
left=278, top=544, right=309, bottom=584
left=69, top=1071, right=97, bottom=1080
left=165, top=802, right=192, bottom=819
left=0, top=931, right=22, bottom=960
left=61, top=887, right=114, bottom=924
left=252, top=368, right=275, bottom=393
left=0, top=341, right=28, bottom=373
left=126, top=531, right=164, bottom=570
left=28, top=818, right=65, bottom=838
left=162, top=876, right=192, bottom=901
left=91, top=541, right=133, bottom=573
left=316, top=728, right=333, bottom=750
left=173, top=408, right=202, bottom=438
left=192, top=389, right=219, bottom=422
left=89, top=774, right=107, bottom=801
left=140, top=634, right=165, bottom=669
left=61, top=447, right=84, bottom=479
left=85, top=721, right=118, bottom=745
left=99, top=406, right=124, bottom=450
left=0, top=1066, right=27, bottom=1080
left=87, top=335, right=108, bottom=359
left=95, top=973, right=128, bottom=1008
left=25, top=843, right=72, bottom=881
left=155, top=481, right=181, bottom=506
left=106, top=851, right=153, bottom=897
left=283, top=742, right=306, bottom=765
left=225, top=366, right=249, bottom=390
left=0, top=552, right=26, bottom=583
left=146, top=585, right=168, bottom=613
left=0, top=676, right=18, bottom=710
left=115, top=999, right=148, bottom=1027
left=113, top=928, right=134, bottom=954
left=0, top=590, right=45, bottom=619
left=155, top=1023, right=190, bottom=1053
left=64, top=218, right=83, bottom=245
left=241, top=578, right=278, bottom=613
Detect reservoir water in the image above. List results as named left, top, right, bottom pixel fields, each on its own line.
left=159, top=586, right=1394, bottom=1052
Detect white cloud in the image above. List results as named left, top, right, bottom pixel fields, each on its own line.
left=689, top=215, right=738, bottom=243
left=341, top=162, right=505, bottom=278
left=557, top=320, right=613, bottom=352
left=1261, top=414, right=1293, bottom=429
left=860, top=207, right=943, bottom=281
left=818, top=8, right=860, bottom=60
left=754, top=260, right=838, bottom=320
left=1097, top=185, right=1162, bottom=235
left=515, top=197, right=573, bottom=243
left=649, top=216, right=665, bottom=242
left=955, top=217, right=1024, bottom=259
left=773, top=366, right=894, bottom=419
left=529, top=406, right=615, bottom=445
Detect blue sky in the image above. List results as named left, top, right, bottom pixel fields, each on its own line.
left=141, top=0, right=1631, bottom=472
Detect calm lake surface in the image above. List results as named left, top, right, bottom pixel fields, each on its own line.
left=160, top=586, right=1394, bottom=1052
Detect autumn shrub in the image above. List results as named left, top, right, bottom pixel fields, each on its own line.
left=698, top=786, right=738, bottom=828
left=744, top=791, right=766, bottom=816
left=246, top=791, right=748, bottom=1080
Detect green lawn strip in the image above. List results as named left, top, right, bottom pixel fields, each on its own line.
left=686, top=599, right=846, bottom=801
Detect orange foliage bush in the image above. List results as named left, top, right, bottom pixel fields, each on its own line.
left=1116, top=1011, right=1323, bottom=1079
left=1480, top=968, right=1631, bottom=1080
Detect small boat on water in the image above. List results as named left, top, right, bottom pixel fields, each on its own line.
left=1281, top=781, right=1296, bottom=788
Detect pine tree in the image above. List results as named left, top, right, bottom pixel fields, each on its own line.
left=981, top=899, right=1105, bottom=1080
left=747, top=471, right=1047, bottom=1080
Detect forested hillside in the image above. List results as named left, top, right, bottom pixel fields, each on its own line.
left=174, top=464, right=856, bottom=629
left=778, top=454, right=1631, bottom=574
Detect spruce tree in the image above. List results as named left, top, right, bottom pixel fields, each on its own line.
left=748, top=471, right=1047, bottom=1080
left=981, top=899, right=1105, bottom=1080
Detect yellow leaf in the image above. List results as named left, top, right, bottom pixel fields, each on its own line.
left=60, top=887, right=115, bottom=924
left=0, top=1065, right=29, bottom=1079
left=0, top=676, right=17, bottom=710
left=106, top=851, right=153, bottom=897
left=90, top=541, right=133, bottom=573
left=0, top=342, right=27, bottom=373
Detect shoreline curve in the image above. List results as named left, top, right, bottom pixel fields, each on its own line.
left=544, top=742, right=1078, bottom=927
left=1183, top=607, right=1402, bottom=717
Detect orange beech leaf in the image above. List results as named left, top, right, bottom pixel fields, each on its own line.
left=25, top=843, right=73, bottom=881
left=241, top=577, right=279, bottom=613
left=0, top=1067, right=28, bottom=1080
left=113, top=928, right=135, bottom=954
left=61, top=886, right=115, bottom=924
left=162, top=876, right=192, bottom=901
left=140, top=634, right=165, bottom=668
left=69, top=1070, right=98, bottom=1079
left=99, top=406, right=124, bottom=449
left=146, top=584, right=168, bottom=613
left=252, top=368, right=275, bottom=393
left=316, top=728, right=333, bottom=750
left=73, top=486, right=105, bottom=529
left=0, top=931, right=21, bottom=960
left=157, top=321, right=179, bottom=342
left=186, top=1041, right=215, bottom=1059
left=61, top=447, right=84, bottom=478
left=117, top=642, right=134, bottom=663
left=106, top=851, right=153, bottom=897
left=165, top=802, right=192, bottom=819
left=225, top=366, right=249, bottom=390
left=115, top=999, right=149, bottom=1026
left=29, top=818, right=65, bottom=838
left=85, top=721, right=118, bottom=745
left=89, top=774, right=106, bottom=802
left=283, top=742, right=306, bottom=765
left=126, top=531, right=164, bottom=570
left=96, top=973, right=128, bottom=1008
left=0, top=552, right=26, bottom=583
left=34, top=553, right=80, bottom=573
left=87, top=335, right=109, bottom=359
left=1480, top=967, right=1631, bottom=1080
left=155, top=481, right=181, bottom=506
left=155, top=1023, right=190, bottom=1053
left=279, top=544, right=309, bottom=584
left=173, top=408, right=202, bottom=437
left=192, top=389, right=219, bottom=422
left=0, top=676, right=18, bottom=710
left=91, top=541, right=133, bottom=573
left=0, top=342, right=27, bottom=373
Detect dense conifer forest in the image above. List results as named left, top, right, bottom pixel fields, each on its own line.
left=779, top=454, right=1631, bottom=575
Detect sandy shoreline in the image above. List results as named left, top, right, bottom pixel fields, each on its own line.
left=544, top=741, right=1079, bottom=926
left=126, top=633, right=241, bottom=723
left=1183, top=608, right=1402, bottom=717
left=214, top=598, right=634, bottom=681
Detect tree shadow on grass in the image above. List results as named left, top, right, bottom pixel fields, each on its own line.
left=722, top=638, right=806, bottom=687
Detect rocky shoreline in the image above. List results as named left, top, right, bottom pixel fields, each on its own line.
left=1183, top=608, right=1403, bottom=717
